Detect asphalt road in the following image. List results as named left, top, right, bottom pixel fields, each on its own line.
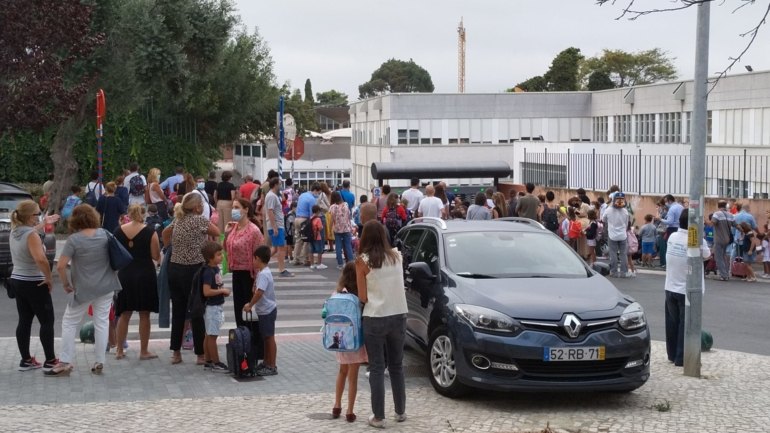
left=1, top=266, right=768, bottom=356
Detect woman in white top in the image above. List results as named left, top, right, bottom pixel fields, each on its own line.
left=145, top=168, right=169, bottom=220
left=355, top=220, right=408, bottom=428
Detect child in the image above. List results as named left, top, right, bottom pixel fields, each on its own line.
left=639, top=214, right=657, bottom=267
left=201, top=241, right=230, bottom=372
left=566, top=207, right=581, bottom=252
left=760, top=233, right=770, bottom=279
left=145, top=204, right=164, bottom=249
left=331, top=262, right=368, bottom=423
left=61, top=186, right=83, bottom=220
left=285, top=202, right=297, bottom=262
left=626, top=222, right=638, bottom=275
left=584, top=209, right=598, bottom=265
left=244, top=245, right=278, bottom=376
left=310, top=205, right=327, bottom=270
left=704, top=215, right=715, bottom=248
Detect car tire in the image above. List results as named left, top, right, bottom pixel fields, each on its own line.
left=427, top=326, right=467, bottom=398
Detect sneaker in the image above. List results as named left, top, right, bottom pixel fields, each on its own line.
left=337, top=264, right=344, bottom=270
left=309, top=264, right=317, bottom=270
left=203, top=362, right=214, bottom=370
left=624, top=272, right=636, bottom=278
left=18, top=357, right=42, bottom=371
left=316, top=263, right=328, bottom=270
left=368, top=415, right=385, bottom=429
left=278, top=270, right=294, bottom=278
left=42, top=358, right=59, bottom=372
left=212, top=362, right=229, bottom=372
left=394, top=413, right=407, bottom=422
left=256, top=366, right=278, bottom=376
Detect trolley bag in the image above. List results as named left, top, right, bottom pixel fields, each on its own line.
left=321, top=292, right=363, bottom=352
left=731, top=256, right=749, bottom=278
left=227, top=324, right=253, bottom=377
left=704, top=256, right=717, bottom=275
left=244, top=311, right=264, bottom=366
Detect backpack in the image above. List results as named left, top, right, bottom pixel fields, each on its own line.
left=352, top=205, right=362, bottom=226
left=322, top=292, right=363, bottom=352
left=568, top=220, right=582, bottom=240
left=129, top=174, right=145, bottom=197
left=383, top=207, right=402, bottom=235
left=186, top=266, right=206, bottom=319
left=84, top=183, right=101, bottom=207
left=300, top=216, right=318, bottom=242
left=542, top=206, right=559, bottom=232
left=61, top=195, right=81, bottom=219
left=627, top=229, right=639, bottom=254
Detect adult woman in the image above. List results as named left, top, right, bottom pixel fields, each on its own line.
left=96, top=182, right=127, bottom=233
left=214, top=170, right=236, bottom=233
left=9, top=200, right=59, bottom=372
left=145, top=168, right=169, bottom=220
left=162, top=193, right=219, bottom=365
left=223, top=198, right=264, bottom=329
left=466, top=193, right=491, bottom=220
left=318, top=182, right=335, bottom=252
left=356, top=221, right=408, bottom=428
left=176, top=173, right=196, bottom=198
left=492, top=192, right=507, bottom=219
left=49, top=205, right=122, bottom=375
left=329, top=191, right=354, bottom=269
left=115, top=174, right=129, bottom=209
left=434, top=184, right=450, bottom=219
left=114, top=204, right=161, bottom=360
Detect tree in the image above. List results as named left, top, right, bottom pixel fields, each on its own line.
left=358, top=58, right=434, bottom=99
left=283, top=87, right=318, bottom=135
left=545, top=47, right=584, bottom=91
left=587, top=70, right=615, bottom=91
left=315, top=89, right=349, bottom=106
left=304, top=79, right=314, bottom=105
left=580, top=48, right=678, bottom=88
left=511, top=75, right=548, bottom=92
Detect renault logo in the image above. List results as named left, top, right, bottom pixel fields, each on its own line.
left=562, top=314, right=582, bottom=338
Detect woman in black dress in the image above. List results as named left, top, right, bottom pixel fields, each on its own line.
left=114, top=204, right=160, bottom=360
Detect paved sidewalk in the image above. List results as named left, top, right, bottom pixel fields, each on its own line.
left=0, top=334, right=768, bottom=432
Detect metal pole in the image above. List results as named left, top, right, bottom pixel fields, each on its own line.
left=278, top=96, right=285, bottom=180
left=684, top=1, right=710, bottom=378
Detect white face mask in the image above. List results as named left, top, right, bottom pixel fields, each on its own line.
left=231, top=209, right=242, bottom=222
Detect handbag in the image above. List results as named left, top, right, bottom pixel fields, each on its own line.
left=104, top=228, right=133, bottom=270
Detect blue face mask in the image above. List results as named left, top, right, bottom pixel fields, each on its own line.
left=197, top=182, right=205, bottom=190
left=231, top=209, right=242, bottom=222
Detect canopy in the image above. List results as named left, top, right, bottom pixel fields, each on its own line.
left=370, top=161, right=512, bottom=181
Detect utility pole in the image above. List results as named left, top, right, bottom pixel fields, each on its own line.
left=684, top=0, right=710, bottom=378
left=457, top=17, right=466, bottom=93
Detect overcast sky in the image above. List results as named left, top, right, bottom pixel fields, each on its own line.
left=233, top=0, right=768, bottom=101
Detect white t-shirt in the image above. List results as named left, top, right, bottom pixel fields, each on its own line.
left=665, top=229, right=710, bottom=295
left=603, top=207, right=629, bottom=242
left=418, top=196, right=444, bottom=218
left=86, top=181, right=104, bottom=201
left=191, top=189, right=212, bottom=220
left=400, top=188, right=423, bottom=212
left=123, top=172, right=147, bottom=206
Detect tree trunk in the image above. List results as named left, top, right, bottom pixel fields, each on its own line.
left=47, top=93, right=90, bottom=215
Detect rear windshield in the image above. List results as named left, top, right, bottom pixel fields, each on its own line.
left=444, top=231, right=589, bottom=278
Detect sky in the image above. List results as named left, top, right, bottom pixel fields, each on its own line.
left=233, top=0, right=768, bottom=101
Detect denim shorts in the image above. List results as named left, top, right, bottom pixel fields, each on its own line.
left=642, top=242, right=655, bottom=255
left=258, top=307, right=277, bottom=338
left=204, top=304, right=224, bottom=336
left=311, top=240, right=325, bottom=254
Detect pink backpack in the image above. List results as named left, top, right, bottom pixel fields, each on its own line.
left=627, top=229, right=639, bottom=254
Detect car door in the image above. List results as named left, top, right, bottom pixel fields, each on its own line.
left=407, top=229, right=441, bottom=346
left=397, top=228, right=425, bottom=344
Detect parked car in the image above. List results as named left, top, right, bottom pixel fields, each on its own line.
left=0, top=182, right=56, bottom=282
left=396, top=217, right=650, bottom=397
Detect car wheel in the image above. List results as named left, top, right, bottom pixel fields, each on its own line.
left=427, top=326, right=467, bottom=398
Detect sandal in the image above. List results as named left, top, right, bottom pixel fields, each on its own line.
left=345, top=413, right=356, bottom=422
left=91, top=363, right=103, bottom=375
left=44, top=363, right=73, bottom=377
left=140, top=353, right=158, bottom=360
left=171, top=353, right=183, bottom=365
left=331, top=407, right=341, bottom=419
left=115, top=352, right=126, bottom=360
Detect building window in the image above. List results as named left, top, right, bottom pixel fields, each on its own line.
left=707, top=110, right=712, bottom=144
left=432, top=138, right=441, bottom=144
left=409, top=129, right=419, bottom=145
left=717, top=178, right=747, bottom=198
left=593, top=116, right=608, bottom=142
left=613, top=115, right=631, bottom=143
left=634, top=113, right=655, bottom=143
left=397, top=129, right=407, bottom=145
left=660, top=112, right=682, bottom=143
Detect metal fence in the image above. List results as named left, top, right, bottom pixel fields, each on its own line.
left=521, top=148, right=770, bottom=198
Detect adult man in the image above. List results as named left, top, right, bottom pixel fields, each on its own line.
left=507, top=190, right=519, bottom=217
left=160, top=166, right=185, bottom=196
left=191, top=175, right=212, bottom=220
left=710, top=201, right=736, bottom=281
left=577, top=188, right=591, bottom=205
left=265, top=178, right=293, bottom=277
left=238, top=175, right=258, bottom=202
left=292, top=182, right=321, bottom=266
left=515, top=183, right=540, bottom=222
left=735, top=203, right=757, bottom=230
left=603, top=192, right=631, bottom=278
left=417, top=185, right=444, bottom=219
left=204, top=171, right=218, bottom=198
left=400, top=178, right=423, bottom=214
left=339, top=180, right=356, bottom=210
left=123, top=162, right=147, bottom=206
left=541, top=191, right=560, bottom=234
left=662, top=194, right=684, bottom=239
left=665, top=209, right=710, bottom=366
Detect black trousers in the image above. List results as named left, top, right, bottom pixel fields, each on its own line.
left=12, top=279, right=56, bottom=361
left=231, top=270, right=254, bottom=329
left=665, top=290, right=686, bottom=365
left=168, top=263, right=205, bottom=355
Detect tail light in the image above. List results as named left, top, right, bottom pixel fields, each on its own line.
left=44, top=223, right=54, bottom=234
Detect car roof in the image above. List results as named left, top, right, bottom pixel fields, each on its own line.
left=407, top=217, right=547, bottom=234
left=0, top=182, right=31, bottom=195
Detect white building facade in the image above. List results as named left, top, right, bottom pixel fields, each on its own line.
left=349, top=70, right=770, bottom=199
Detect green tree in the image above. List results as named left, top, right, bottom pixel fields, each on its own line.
left=315, top=89, right=349, bottom=106
left=358, top=58, right=434, bottom=99
left=587, top=70, right=615, bottom=91
left=545, top=47, right=583, bottom=91
left=304, top=79, right=314, bottom=105
left=283, top=87, right=318, bottom=134
left=510, top=76, right=548, bottom=92
left=580, top=48, right=678, bottom=88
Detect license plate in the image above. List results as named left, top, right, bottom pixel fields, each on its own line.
left=543, top=346, right=605, bottom=361
left=0, top=222, right=10, bottom=231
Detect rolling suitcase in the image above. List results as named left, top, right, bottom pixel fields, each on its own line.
left=226, top=312, right=264, bottom=377
left=731, top=257, right=749, bottom=278
left=704, top=257, right=717, bottom=275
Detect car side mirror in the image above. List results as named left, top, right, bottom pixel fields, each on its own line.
left=406, top=262, right=436, bottom=288
left=592, top=262, right=610, bottom=276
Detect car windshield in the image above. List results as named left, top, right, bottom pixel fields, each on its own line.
left=444, top=231, right=589, bottom=278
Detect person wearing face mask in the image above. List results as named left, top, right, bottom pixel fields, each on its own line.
left=292, top=182, right=323, bottom=267
left=223, top=198, right=264, bottom=328
left=189, top=177, right=212, bottom=220
left=661, top=194, right=683, bottom=241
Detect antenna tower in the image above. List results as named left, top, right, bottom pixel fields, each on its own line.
left=457, top=17, right=466, bottom=93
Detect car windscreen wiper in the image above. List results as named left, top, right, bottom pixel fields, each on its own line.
left=455, top=272, right=496, bottom=279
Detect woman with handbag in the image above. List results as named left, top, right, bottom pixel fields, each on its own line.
left=49, top=204, right=123, bottom=376
left=114, top=204, right=161, bottom=360
left=9, top=200, right=60, bottom=372
left=162, top=193, right=219, bottom=365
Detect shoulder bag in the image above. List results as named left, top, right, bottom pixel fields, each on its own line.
left=104, top=228, right=133, bottom=270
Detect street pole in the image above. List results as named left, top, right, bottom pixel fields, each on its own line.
left=278, top=96, right=285, bottom=180
left=684, top=0, right=710, bottom=378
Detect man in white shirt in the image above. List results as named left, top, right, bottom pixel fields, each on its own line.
left=123, top=162, right=147, bottom=206
left=602, top=192, right=631, bottom=278
left=417, top=185, right=445, bottom=219
left=400, top=178, right=423, bottom=214
left=191, top=176, right=212, bottom=220
left=664, top=209, right=710, bottom=367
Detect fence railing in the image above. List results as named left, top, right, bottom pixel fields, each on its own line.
left=521, top=148, right=770, bottom=198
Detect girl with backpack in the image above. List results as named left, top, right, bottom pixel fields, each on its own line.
left=585, top=209, right=599, bottom=265
left=380, top=193, right=407, bottom=245
left=330, top=262, right=368, bottom=423
left=626, top=221, right=639, bottom=276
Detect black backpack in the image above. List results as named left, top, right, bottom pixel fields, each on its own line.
left=85, top=183, right=100, bottom=207
left=186, top=266, right=206, bottom=319
left=542, top=205, right=559, bottom=233
left=300, top=216, right=317, bottom=242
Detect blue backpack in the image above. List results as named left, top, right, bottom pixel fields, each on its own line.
left=322, top=293, right=363, bottom=352
left=61, top=195, right=81, bottom=219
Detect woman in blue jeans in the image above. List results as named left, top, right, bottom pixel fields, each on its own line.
left=329, top=191, right=354, bottom=269
left=356, top=220, right=408, bottom=428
